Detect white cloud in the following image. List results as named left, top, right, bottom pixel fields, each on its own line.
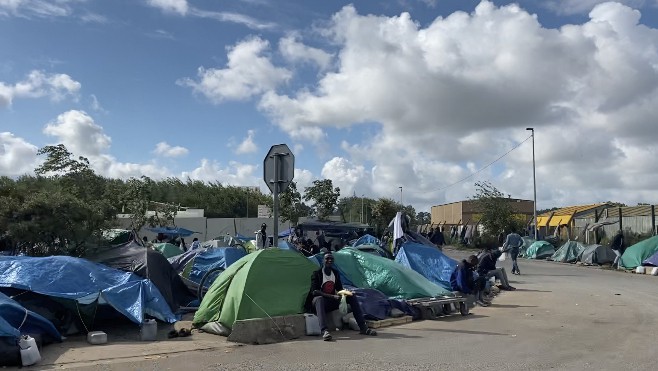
left=235, top=130, right=258, bottom=154
left=153, top=141, right=189, bottom=157
left=43, top=110, right=110, bottom=157
left=144, top=1, right=274, bottom=30
left=90, top=94, right=107, bottom=113
left=0, top=132, right=39, bottom=176
left=279, top=35, right=333, bottom=70
left=0, top=0, right=80, bottom=18
left=40, top=110, right=170, bottom=179
left=320, top=157, right=366, bottom=197
left=259, top=2, right=658, bottom=209
left=188, top=8, right=276, bottom=30
left=179, top=37, right=292, bottom=103
left=0, top=70, right=81, bottom=108
left=182, top=159, right=260, bottom=186
left=543, top=0, right=645, bottom=15
left=146, top=0, right=188, bottom=15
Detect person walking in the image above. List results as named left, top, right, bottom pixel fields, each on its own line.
left=502, top=227, right=524, bottom=275
left=256, top=223, right=268, bottom=249
left=610, top=230, right=625, bottom=269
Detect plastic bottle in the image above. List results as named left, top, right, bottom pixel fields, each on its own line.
left=140, top=319, right=158, bottom=341
left=19, top=335, right=41, bottom=366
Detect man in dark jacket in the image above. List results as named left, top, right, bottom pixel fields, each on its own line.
left=610, top=230, right=625, bottom=269
left=309, top=253, right=377, bottom=341
left=477, top=250, right=515, bottom=291
left=450, top=255, right=489, bottom=307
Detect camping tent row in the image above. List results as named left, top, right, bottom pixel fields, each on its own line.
left=192, top=241, right=458, bottom=336
left=549, top=240, right=617, bottom=265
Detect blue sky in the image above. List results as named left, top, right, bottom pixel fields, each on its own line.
left=2, top=0, right=658, bottom=211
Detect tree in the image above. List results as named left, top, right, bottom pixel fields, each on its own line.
left=371, top=198, right=400, bottom=234
left=471, top=181, right=524, bottom=238
left=279, top=181, right=307, bottom=224
left=303, top=179, right=340, bottom=220
left=416, top=211, right=431, bottom=226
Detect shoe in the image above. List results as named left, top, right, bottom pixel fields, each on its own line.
left=502, top=286, right=516, bottom=291
left=322, top=329, right=332, bottom=341
left=360, top=328, right=377, bottom=336
left=476, top=300, right=490, bottom=307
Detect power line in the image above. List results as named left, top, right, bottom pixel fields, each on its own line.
left=427, top=135, right=532, bottom=194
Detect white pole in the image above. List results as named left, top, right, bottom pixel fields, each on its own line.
left=527, top=128, right=537, bottom=240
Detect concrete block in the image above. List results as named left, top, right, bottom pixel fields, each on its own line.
left=227, top=314, right=305, bottom=345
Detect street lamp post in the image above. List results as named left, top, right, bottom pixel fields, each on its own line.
left=361, top=195, right=365, bottom=224
left=526, top=128, right=537, bottom=240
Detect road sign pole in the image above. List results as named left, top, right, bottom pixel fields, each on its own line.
left=272, top=153, right=279, bottom=247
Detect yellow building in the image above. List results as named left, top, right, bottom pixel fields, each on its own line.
left=537, top=203, right=610, bottom=239
left=430, top=198, right=535, bottom=227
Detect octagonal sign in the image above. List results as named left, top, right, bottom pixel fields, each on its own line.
left=263, top=144, right=294, bottom=194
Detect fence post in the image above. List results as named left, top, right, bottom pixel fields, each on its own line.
left=651, top=205, right=656, bottom=236
left=618, top=207, right=623, bottom=232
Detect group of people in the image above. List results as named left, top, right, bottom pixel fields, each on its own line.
left=450, top=228, right=524, bottom=307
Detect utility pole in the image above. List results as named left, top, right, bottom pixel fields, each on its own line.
left=526, top=128, right=538, bottom=240
left=399, top=186, right=403, bottom=207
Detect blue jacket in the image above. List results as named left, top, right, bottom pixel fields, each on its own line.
left=450, top=260, right=475, bottom=294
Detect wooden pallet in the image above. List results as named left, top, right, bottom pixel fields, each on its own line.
left=366, top=316, right=413, bottom=329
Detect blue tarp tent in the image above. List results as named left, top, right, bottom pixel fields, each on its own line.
left=353, top=234, right=381, bottom=247
left=278, top=228, right=294, bottom=238
left=0, top=292, right=62, bottom=342
left=147, top=227, right=198, bottom=237
left=169, top=247, right=247, bottom=287
left=394, top=242, right=458, bottom=291
left=643, top=250, right=658, bottom=266
left=277, top=240, right=300, bottom=252
left=0, top=256, right=177, bottom=325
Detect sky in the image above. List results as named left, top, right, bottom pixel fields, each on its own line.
left=2, top=0, right=658, bottom=212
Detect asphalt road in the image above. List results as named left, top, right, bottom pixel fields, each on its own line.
left=45, top=249, right=658, bottom=371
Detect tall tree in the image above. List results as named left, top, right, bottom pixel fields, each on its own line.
left=304, top=179, right=340, bottom=220
left=371, top=198, right=400, bottom=234
left=279, top=181, right=307, bottom=224
left=471, top=181, right=523, bottom=238
left=416, top=211, right=431, bottom=226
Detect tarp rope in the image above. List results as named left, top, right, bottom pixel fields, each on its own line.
left=244, top=292, right=286, bottom=340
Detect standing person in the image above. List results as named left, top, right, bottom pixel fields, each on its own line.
left=256, top=223, right=268, bottom=249
left=308, top=253, right=377, bottom=341
left=179, top=238, right=187, bottom=252
left=430, top=227, right=445, bottom=246
left=502, top=227, right=524, bottom=275
left=610, top=230, right=625, bottom=269
left=460, top=225, right=468, bottom=245
left=190, top=237, right=201, bottom=250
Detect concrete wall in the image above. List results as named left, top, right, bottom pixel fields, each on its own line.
left=116, top=217, right=291, bottom=242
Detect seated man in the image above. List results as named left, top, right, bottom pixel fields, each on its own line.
left=309, top=253, right=377, bottom=341
left=450, top=255, right=490, bottom=307
left=477, top=249, right=516, bottom=291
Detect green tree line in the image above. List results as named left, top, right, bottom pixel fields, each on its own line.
left=0, top=144, right=428, bottom=256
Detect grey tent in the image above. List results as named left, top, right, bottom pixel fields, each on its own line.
left=551, top=240, right=586, bottom=263
left=578, top=244, right=616, bottom=265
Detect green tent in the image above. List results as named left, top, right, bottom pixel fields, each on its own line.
left=193, top=249, right=317, bottom=331
left=332, top=248, right=450, bottom=299
left=620, top=235, right=658, bottom=269
left=152, top=243, right=183, bottom=258
left=525, top=241, right=555, bottom=259
left=518, top=237, right=536, bottom=257
left=551, top=240, right=586, bottom=263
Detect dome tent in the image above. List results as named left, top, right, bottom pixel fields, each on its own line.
left=394, top=241, right=457, bottom=291
left=193, top=249, right=317, bottom=333
left=551, top=240, right=587, bottom=263
left=525, top=241, right=555, bottom=259
left=578, top=244, right=616, bottom=265
left=621, top=235, right=658, bottom=269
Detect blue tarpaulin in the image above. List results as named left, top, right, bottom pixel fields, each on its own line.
left=643, top=250, right=658, bottom=266
left=394, top=242, right=458, bottom=291
left=278, top=228, right=294, bottom=238
left=352, top=234, right=381, bottom=247
left=277, top=240, right=299, bottom=252
left=147, top=227, right=198, bottom=237
left=346, top=287, right=391, bottom=320
left=0, top=292, right=62, bottom=342
left=0, top=256, right=177, bottom=324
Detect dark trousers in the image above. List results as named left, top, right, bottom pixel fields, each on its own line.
left=312, top=296, right=367, bottom=332
left=510, top=249, right=520, bottom=273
